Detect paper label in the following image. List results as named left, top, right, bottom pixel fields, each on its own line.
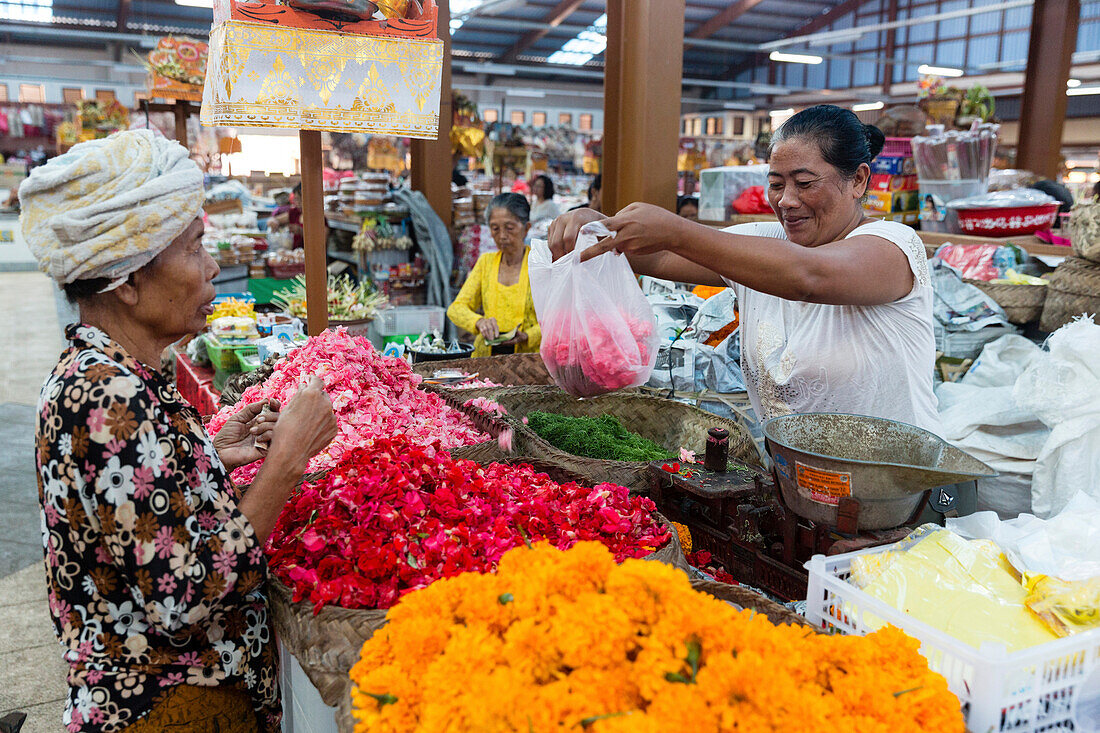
left=795, top=462, right=852, bottom=505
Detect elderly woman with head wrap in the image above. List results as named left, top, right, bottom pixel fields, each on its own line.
left=23, top=130, right=337, bottom=733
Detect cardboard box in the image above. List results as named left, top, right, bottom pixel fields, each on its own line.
left=870, top=156, right=916, bottom=175
left=864, top=189, right=920, bottom=214
left=869, top=174, right=918, bottom=193
left=866, top=210, right=920, bottom=226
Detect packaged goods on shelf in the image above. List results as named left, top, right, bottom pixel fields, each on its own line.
left=870, top=155, right=916, bottom=176
left=869, top=173, right=918, bottom=192
left=867, top=210, right=920, bottom=225
left=864, top=189, right=921, bottom=214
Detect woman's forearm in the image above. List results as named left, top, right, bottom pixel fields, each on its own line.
left=675, top=222, right=911, bottom=305
left=237, top=452, right=302, bottom=542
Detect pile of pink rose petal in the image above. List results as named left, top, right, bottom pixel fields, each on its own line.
left=208, top=328, right=489, bottom=484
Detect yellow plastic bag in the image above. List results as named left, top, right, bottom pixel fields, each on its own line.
left=990, top=268, right=1048, bottom=286
left=1024, top=573, right=1100, bottom=637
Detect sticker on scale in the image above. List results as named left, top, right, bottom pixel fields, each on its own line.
left=795, top=462, right=852, bottom=505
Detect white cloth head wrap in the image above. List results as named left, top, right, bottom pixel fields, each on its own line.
left=19, top=129, right=205, bottom=286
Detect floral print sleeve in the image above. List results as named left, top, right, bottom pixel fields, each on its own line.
left=36, top=325, right=281, bottom=733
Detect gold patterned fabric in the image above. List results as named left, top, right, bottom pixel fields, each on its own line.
left=200, top=20, right=443, bottom=137
left=119, top=684, right=259, bottom=732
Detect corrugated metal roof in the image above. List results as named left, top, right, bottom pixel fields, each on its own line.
left=11, top=0, right=855, bottom=81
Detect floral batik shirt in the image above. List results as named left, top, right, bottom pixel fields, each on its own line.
left=35, top=325, right=281, bottom=733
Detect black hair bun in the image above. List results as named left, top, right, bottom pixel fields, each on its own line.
left=863, top=124, right=886, bottom=159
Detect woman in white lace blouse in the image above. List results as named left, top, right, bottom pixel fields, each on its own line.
left=549, top=105, right=939, bottom=434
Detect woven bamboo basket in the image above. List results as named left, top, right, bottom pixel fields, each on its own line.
left=1069, top=199, right=1100, bottom=263
left=1040, top=256, right=1100, bottom=332
left=411, top=352, right=554, bottom=391
left=690, top=578, right=812, bottom=629
left=219, top=354, right=283, bottom=408
left=468, top=386, right=761, bottom=493
left=268, top=578, right=385, bottom=709
left=963, top=278, right=1047, bottom=325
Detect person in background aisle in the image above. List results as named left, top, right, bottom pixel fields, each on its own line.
left=529, top=174, right=561, bottom=223
left=1028, top=179, right=1074, bottom=218
left=448, top=193, right=541, bottom=357
left=20, top=130, right=338, bottom=733
left=677, top=195, right=699, bottom=221
left=569, top=174, right=602, bottom=213
left=549, top=105, right=941, bottom=436
left=268, top=181, right=303, bottom=249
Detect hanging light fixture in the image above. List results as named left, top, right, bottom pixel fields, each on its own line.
left=769, top=51, right=823, bottom=65
left=917, top=64, right=964, bottom=77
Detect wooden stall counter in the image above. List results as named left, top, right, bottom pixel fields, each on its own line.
left=918, top=231, right=1073, bottom=258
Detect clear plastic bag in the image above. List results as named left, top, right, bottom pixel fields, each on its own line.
left=529, top=222, right=660, bottom=397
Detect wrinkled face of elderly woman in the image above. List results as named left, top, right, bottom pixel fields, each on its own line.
left=489, top=207, right=530, bottom=256
left=125, top=216, right=220, bottom=340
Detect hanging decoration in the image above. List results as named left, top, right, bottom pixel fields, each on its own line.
left=200, top=0, right=444, bottom=138
left=141, top=36, right=209, bottom=102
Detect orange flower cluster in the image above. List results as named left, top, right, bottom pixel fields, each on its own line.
left=348, top=542, right=964, bottom=732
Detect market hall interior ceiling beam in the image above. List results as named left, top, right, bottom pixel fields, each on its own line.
left=499, top=0, right=586, bottom=63
left=719, top=0, right=869, bottom=82
left=688, top=0, right=769, bottom=40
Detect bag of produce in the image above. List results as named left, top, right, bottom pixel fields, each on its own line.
left=529, top=222, right=659, bottom=397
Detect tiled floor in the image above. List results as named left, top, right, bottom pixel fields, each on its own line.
left=0, top=272, right=70, bottom=731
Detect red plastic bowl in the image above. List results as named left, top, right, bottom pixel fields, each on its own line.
left=954, top=203, right=1060, bottom=237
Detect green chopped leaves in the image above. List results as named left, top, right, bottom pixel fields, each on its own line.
left=526, top=412, right=676, bottom=462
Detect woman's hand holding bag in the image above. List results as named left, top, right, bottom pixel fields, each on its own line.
left=529, top=221, right=660, bottom=397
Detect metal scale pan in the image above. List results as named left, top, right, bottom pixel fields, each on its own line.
left=763, top=413, right=997, bottom=531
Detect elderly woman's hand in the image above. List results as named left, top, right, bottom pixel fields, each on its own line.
left=476, top=317, right=500, bottom=341
left=266, top=377, right=338, bottom=475
left=213, top=398, right=280, bottom=472
left=547, top=207, right=607, bottom=261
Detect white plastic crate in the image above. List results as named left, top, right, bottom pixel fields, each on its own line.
left=805, top=546, right=1100, bottom=733
left=372, top=305, right=446, bottom=336
left=366, top=305, right=447, bottom=349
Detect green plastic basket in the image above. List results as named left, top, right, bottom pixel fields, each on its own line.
left=236, top=348, right=262, bottom=372
left=204, top=335, right=258, bottom=372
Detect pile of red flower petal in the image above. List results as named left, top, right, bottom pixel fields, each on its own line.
left=540, top=310, right=657, bottom=397
left=266, top=435, right=670, bottom=612
left=208, top=328, right=488, bottom=484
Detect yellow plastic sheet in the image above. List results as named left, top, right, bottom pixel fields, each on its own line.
left=849, top=528, right=1059, bottom=653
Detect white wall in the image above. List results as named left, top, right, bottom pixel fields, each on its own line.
left=453, top=78, right=605, bottom=132
left=0, top=44, right=147, bottom=104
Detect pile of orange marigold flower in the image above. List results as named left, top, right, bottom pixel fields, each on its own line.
left=349, top=542, right=964, bottom=732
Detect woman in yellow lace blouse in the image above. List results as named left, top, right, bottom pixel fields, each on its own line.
left=448, top=193, right=541, bottom=357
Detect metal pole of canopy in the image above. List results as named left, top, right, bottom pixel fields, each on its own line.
left=300, top=129, right=328, bottom=335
